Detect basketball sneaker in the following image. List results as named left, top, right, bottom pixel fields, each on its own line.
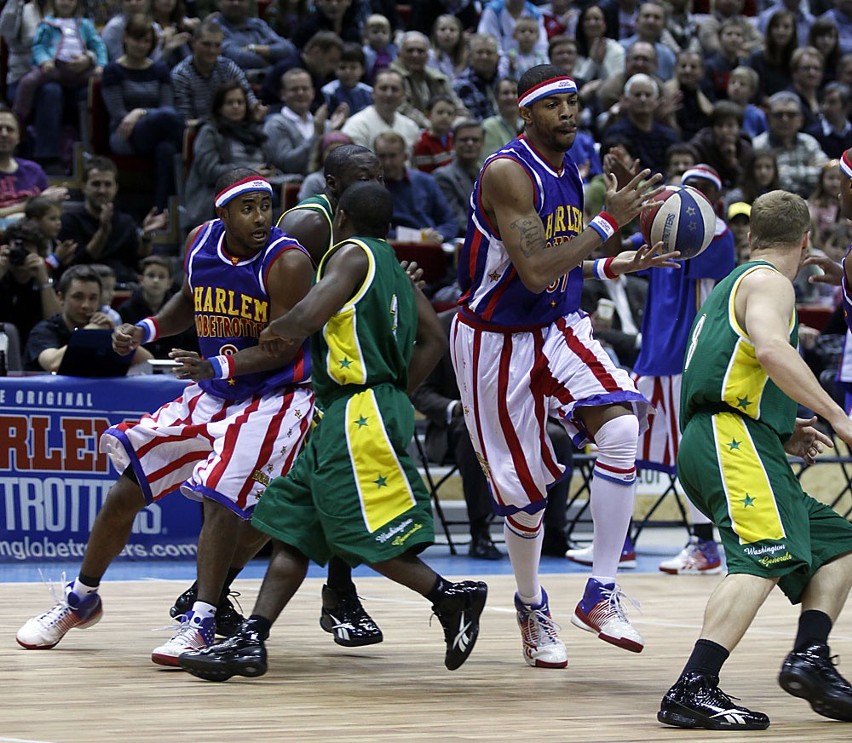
left=659, top=537, right=722, bottom=575
left=778, top=642, right=852, bottom=721
left=658, top=672, right=770, bottom=730
left=515, top=589, right=568, bottom=668
left=151, top=611, right=216, bottom=667
left=320, top=584, right=383, bottom=647
left=16, top=582, right=103, bottom=650
left=564, top=537, right=637, bottom=569
left=571, top=578, right=644, bottom=653
left=432, top=580, right=488, bottom=670
left=170, top=586, right=245, bottom=638
left=179, top=623, right=268, bottom=682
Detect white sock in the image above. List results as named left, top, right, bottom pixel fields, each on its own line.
left=190, top=601, right=217, bottom=621
left=504, top=511, right=544, bottom=606
left=72, top=577, right=99, bottom=596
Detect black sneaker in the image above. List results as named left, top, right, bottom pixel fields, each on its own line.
left=319, top=584, right=383, bottom=647
left=779, top=643, right=852, bottom=721
left=432, top=580, right=488, bottom=671
left=658, top=673, right=770, bottom=730
left=170, top=585, right=245, bottom=638
left=179, top=626, right=267, bottom=682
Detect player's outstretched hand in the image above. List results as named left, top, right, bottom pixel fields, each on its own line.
left=113, top=323, right=143, bottom=355
left=604, top=169, right=663, bottom=227
left=611, top=241, right=681, bottom=275
left=399, top=259, right=426, bottom=290
left=169, top=349, right=214, bottom=381
left=803, top=254, right=843, bottom=287
left=784, top=416, right=833, bottom=465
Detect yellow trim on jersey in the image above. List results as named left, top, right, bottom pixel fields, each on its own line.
left=345, top=390, right=416, bottom=533
left=713, top=412, right=785, bottom=544
left=321, top=239, right=376, bottom=386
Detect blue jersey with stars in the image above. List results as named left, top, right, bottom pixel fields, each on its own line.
left=457, top=135, right=585, bottom=330
left=185, top=220, right=312, bottom=400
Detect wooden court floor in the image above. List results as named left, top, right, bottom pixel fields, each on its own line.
left=2, top=573, right=851, bottom=743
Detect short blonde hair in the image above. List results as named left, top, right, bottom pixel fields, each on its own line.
left=749, top=190, right=811, bottom=252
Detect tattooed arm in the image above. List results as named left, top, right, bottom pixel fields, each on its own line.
left=480, top=157, right=658, bottom=293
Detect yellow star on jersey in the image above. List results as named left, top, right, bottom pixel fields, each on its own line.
left=488, top=271, right=500, bottom=282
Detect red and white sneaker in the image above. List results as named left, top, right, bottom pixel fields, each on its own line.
left=17, top=581, right=103, bottom=650
left=152, top=611, right=216, bottom=667
left=515, top=589, right=568, bottom=668
left=565, top=537, right=637, bottom=569
left=571, top=578, right=644, bottom=653
left=659, top=537, right=722, bottom=575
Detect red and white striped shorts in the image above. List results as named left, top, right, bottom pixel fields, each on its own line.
left=450, top=312, right=650, bottom=514
left=99, top=382, right=314, bottom=518
left=631, top=373, right=681, bottom=474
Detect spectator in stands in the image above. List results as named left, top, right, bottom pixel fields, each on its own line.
left=408, top=0, right=479, bottom=37
left=482, top=77, right=520, bottom=157
left=757, top=0, right=813, bottom=52
left=665, top=0, right=700, bottom=53
left=91, top=263, right=122, bottom=326
left=697, top=0, right=762, bottom=57
left=361, top=13, right=397, bottom=82
left=428, top=14, right=468, bottom=79
left=663, top=49, right=713, bottom=142
left=213, top=0, right=294, bottom=74
left=150, top=0, right=197, bottom=69
left=704, top=18, right=747, bottom=101
left=374, top=131, right=457, bottom=247
left=412, top=94, right=456, bottom=174
left=341, top=68, right=421, bottom=151
left=101, top=14, right=184, bottom=212
left=433, top=120, right=483, bottom=237
left=619, top=2, right=678, bottom=81
left=806, top=82, right=852, bottom=158
left=689, top=101, right=753, bottom=190
left=292, top=0, right=363, bottom=48
left=185, top=81, right=279, bottom=227
left=599, top=0, right=639, bottom=40
left=542, top=0, right=578, bottom=41
left=25, top=195, right=76, bottom=277
left=23, top=264, right=151, bottom=372
left=499, top=16, right=549, bottom=80
left=60, top=156, right=167, bottom=283
left=790, top=47, right=827, bottom=130
left=810, top=17, right=842, bottom=85
left=725, top=149, right=781, bottom=209
left=171, top=19, right=265, bottom=128
left=727, top=66, right=768, bottom=139
left=321, top=42, right=372, bottom=116
left=264, top=68, right=347, bottom=179
left=118, top=254, right=198, bottom=358
left=391, top=31, right=465, bottom=130
left=574, top=5, right=626, bottom=91
left=748, top=10, right=798, bottom=104
left=0, top=0, right=47, bottom=104
left=296, top=130, right=353, bottom=201
left=478, top=0, right=547, bottom=56
left=663, top=141, right=698, bottom=185
left=548, top=35, right=579, bottom=79
left=593, top=40, right=659, bottom=122
left=0, top=219, right=61, bottom=348
left=820, top=0, right=852, bottom=57
left=261, top=31, right=344, bottom=114
left=10, top=0, right=105, bottom=175
left=101, top=0, right=150, bottom=62
left=602, top=73, right=679, bottom=174
left=753, top=91, right=830, bottom=197
left=453, top=33, right=501, bottom=122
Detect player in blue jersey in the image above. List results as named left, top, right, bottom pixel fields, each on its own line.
left=451, top=63, right=669, bottom=668
left=16, top=169, right=319, bottom=666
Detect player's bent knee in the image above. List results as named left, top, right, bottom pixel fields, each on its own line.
left=594, top=414, right=640, bottom=458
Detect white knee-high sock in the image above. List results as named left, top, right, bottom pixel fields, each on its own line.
left=590, top=416, right=639, bottom=582
left=504, top=510, right=544, bottom=606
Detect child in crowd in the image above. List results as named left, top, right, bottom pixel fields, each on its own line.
left=664, top=142, right=698, bottom=186
left=412, top=94, right=456, bottom=173
left=428, top=14, right=467, bottom=79
left=321, top=43, right=373, bottom=116
left=727, top=202, right=751, bottom=263
left=726, top=66, right=768, bottom=139
left=704, top=19, right=746, bottom=100
left=362, top=13, right=396, bottom=83
left=725, top=149, right=780, bottom=210
left=808, top=159, right=843, bottom=247
left=25, top=195, right=76, bottom=277
left=13, top=0, right=106, bottom=128
left=91, top=263, right=122, bottom=326
left=500, top=17, right=549, bottom=81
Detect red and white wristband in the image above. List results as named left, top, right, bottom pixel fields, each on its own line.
left=588, top=211, right=619, bottom=242
left=135, top=317, right=160, bottom=344
left=208, top=354, right=236, bottom=380
left=592, top=256, right=617, bottom=280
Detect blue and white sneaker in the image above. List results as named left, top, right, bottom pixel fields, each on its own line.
left=17, top=581, right=103, bottom=650
left=571, top=578, right=644, bottom=653
left=152, top=610, right=216, bottom=667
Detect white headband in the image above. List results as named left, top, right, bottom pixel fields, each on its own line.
left=518, top=76, right=578, bottom=108
left=215, top=176, right=273, bottom=208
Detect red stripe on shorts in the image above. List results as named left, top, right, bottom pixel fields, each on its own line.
left=556, top=316, right=620, bottom=391
left=531, top=328, right=563, bottom=480
left=206, top=396, right=262, bottom=492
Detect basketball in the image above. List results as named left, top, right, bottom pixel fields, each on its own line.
left=639, top=185, right=717, bottom=259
